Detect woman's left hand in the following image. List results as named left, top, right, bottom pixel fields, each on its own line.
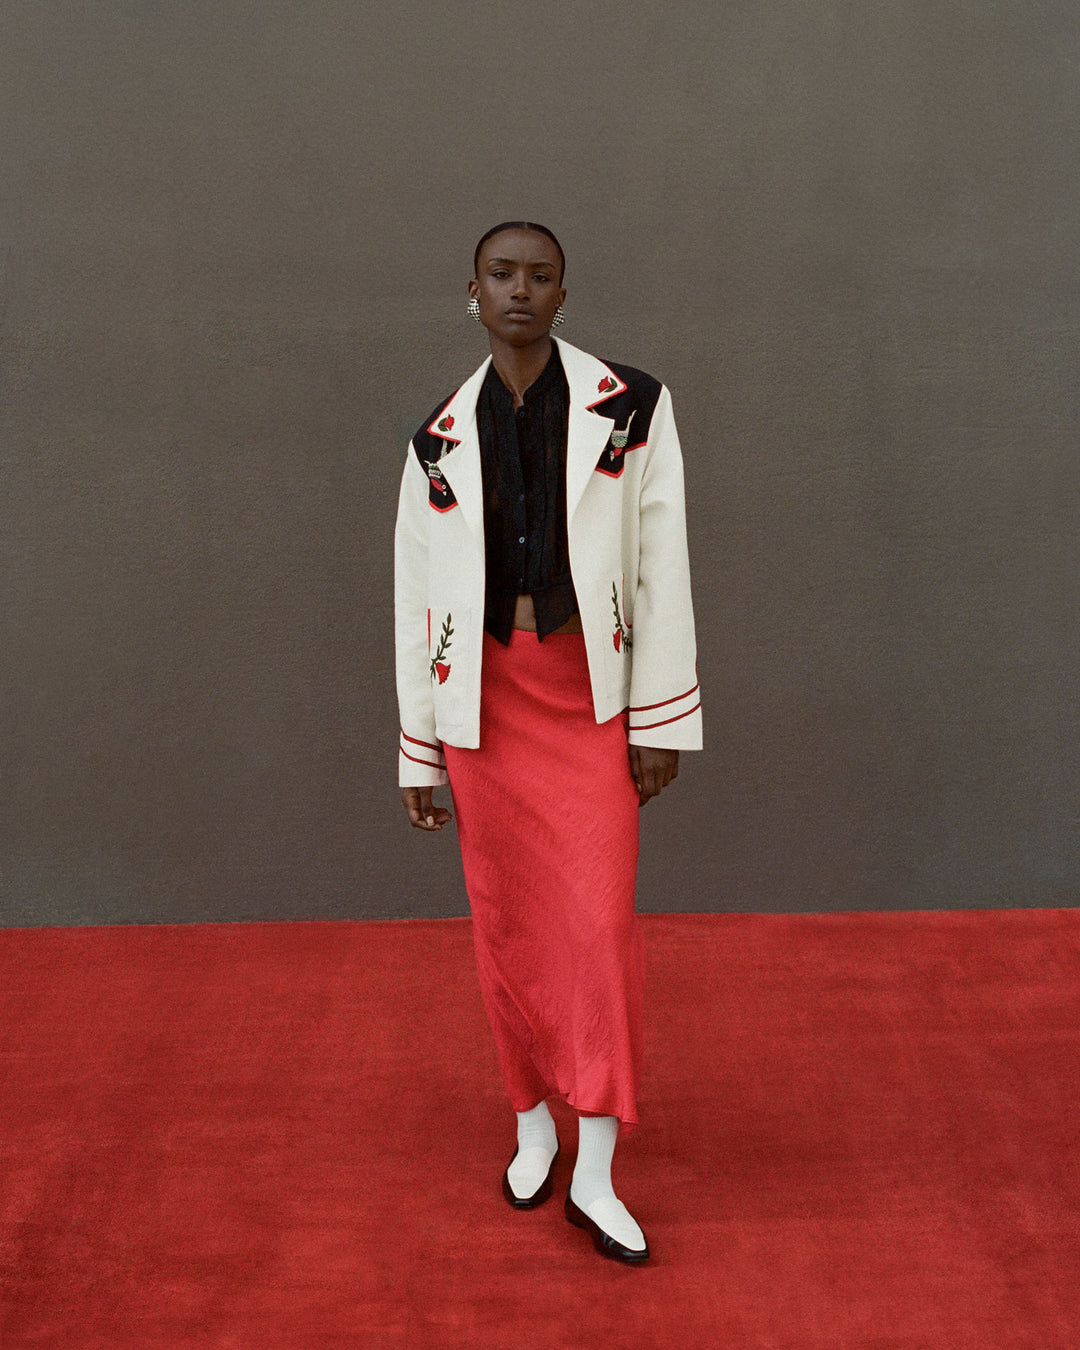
left=627, top=745, right=679, bottom=806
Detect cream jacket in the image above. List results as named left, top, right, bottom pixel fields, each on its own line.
left=395, top=337, right=701, bottom=787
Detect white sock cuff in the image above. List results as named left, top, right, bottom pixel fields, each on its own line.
left=575, top=1114, right=618, bottom=1176
left=516, top=1099, right=558, bottom=1152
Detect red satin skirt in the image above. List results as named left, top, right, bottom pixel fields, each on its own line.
left=443, top=629, right=643, bottom=1132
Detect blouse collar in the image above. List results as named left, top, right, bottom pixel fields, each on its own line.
left=481, top=340, right=566, bottom=408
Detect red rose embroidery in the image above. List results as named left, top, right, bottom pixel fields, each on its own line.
left=611, top=581, right=632, bottom=653
left=430, top=612, right=454, bottom=683
left=597, top=375, right=617, bottom=394
left=442, top=414, right=454, bottom=431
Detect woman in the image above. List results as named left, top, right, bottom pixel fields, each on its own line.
left=394, top=222, right=701, bottom=1263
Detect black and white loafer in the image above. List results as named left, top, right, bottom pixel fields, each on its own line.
left=501, top=1143, right=560, bottom=1210
left=565, top=1193, right=650, bottom=1263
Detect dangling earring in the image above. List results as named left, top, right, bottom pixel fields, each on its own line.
left=467, top=296, right=482, bottom=324
left=552, top=305, right=566, bottom=328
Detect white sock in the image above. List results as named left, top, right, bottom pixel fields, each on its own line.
left=506, top=1100, right=558, bottom=1199
left=570, top=1115, right=646, bottom=1252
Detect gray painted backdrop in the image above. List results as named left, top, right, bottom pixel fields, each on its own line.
left=2, top=2, right=1077, bottom=925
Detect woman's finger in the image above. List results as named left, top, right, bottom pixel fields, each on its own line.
left=402, top=786, right=446, bottom=830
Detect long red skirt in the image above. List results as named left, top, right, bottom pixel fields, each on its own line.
left=443, top=630, right=644, bottom=1132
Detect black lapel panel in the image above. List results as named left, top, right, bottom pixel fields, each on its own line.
left=592, top=363, right=662, bottom=479
left=411, top=395, right=460, bottom=511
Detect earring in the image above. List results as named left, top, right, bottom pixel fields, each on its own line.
left=467, top=296, right=482, bottom=324
left=552, top=305, right=566, bottom=327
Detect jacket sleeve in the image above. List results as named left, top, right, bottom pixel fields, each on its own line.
left=627, top=384, right=703, bottom=750
left=394, top=446, right=449, bottom=787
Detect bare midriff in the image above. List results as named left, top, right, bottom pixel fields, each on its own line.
left=512, top=594, right=583, bottom=635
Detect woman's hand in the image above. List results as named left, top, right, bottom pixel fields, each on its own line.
left=627, top=746, right=679, bottom=806
left=401, top=786, right=453, bottom=831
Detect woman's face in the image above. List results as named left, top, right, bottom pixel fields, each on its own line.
left=469, top=229, right=566, bottom=347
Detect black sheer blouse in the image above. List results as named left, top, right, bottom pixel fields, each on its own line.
left=477, top=343, right=579, bottom=644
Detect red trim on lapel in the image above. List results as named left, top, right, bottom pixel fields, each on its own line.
left=594, top=439, right=646, bottom=479
left=584, top=364, right=628, bottom=410
left=429, top=498, right=458, bottom=512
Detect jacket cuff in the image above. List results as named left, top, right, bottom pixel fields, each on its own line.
left=627, top=683, right=702, bottom=750
left=398, top=730, right=449, bottom=788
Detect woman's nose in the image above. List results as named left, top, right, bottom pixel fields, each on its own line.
left=510, top=273, right=530, bottom=298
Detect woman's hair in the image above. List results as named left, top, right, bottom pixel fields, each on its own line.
left=473, top=221, right=565, bottom=283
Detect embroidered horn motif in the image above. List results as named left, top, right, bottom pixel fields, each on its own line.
left=426, top=459, right=458, bottom=509
left=610, top=410, right=636, bottom=451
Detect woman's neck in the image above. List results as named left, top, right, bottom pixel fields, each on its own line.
left=488, top=335, right=554, bottom=410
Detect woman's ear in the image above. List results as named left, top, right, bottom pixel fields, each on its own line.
left=468, top=279, right=479, bottom=299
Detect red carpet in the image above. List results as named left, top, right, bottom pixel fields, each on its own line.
left=0, top=910, right=1077, bottom=1348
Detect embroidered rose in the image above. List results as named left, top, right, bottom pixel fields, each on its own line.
left=437, top=414, right=454, bottom=433
left=611, top=582, right=632, bottom=653
left=597, top=376, right=617, bottom=395
left=429, top=613, right=454, bottom=682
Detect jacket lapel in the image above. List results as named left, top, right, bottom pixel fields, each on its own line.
left=430, top=356, right=491, bottom=540
left=434, top=340, right=624, bottom=534
left=556, top=338, right=624, bottom=518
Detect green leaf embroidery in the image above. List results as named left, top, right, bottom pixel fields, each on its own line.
left=429, top=613, right=454, bottom=680
left=611, top=583, right=632, bottom=652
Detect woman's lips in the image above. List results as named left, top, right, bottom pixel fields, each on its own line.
left=505, top=309, right=534, bottom=319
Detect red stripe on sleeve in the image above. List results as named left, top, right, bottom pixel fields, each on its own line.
left=630, top=701, right=701, bottom=732
left=628, top=683, right=699, bottom=714
left=402, top=731, right=444, bottom=754
left=400, top=746, right=446, bottom=771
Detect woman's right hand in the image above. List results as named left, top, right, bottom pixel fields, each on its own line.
left=401, top=786, right=453, bottom=831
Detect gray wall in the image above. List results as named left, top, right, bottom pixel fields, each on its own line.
left=2, top=2, right=1077, bottom=925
